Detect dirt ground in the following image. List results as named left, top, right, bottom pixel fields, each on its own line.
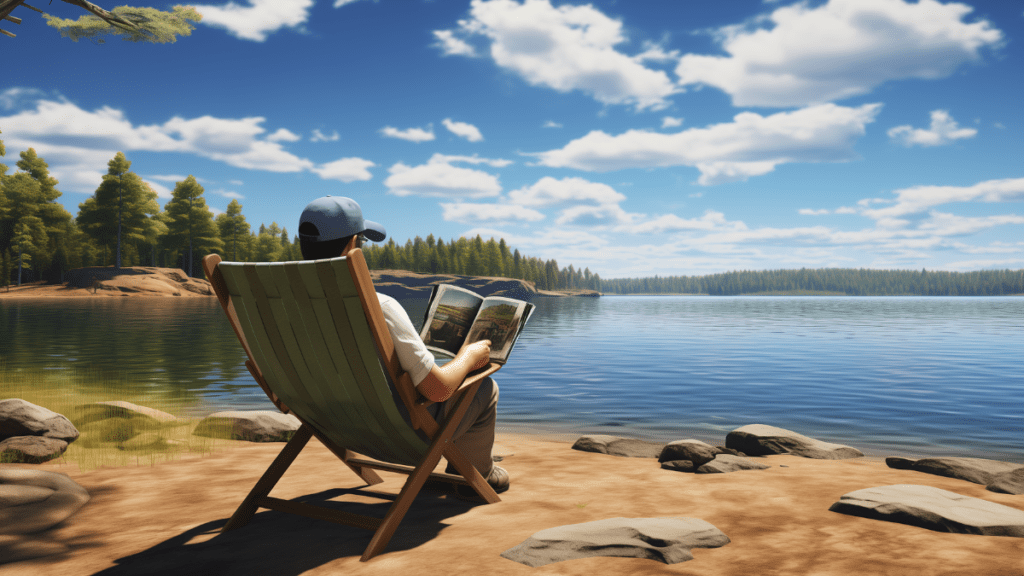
left=3, top=432, right=1023, bottom=576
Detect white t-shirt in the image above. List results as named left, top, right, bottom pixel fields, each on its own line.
left=376, top=292, right=435, bottom=387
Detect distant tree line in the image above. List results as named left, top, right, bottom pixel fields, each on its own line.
left=2, top=139, right=1020, bottom=295
left=599, top=268, right=1024, bottom=296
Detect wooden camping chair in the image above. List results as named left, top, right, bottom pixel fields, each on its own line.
left=201, top=249, right=501, bottom=562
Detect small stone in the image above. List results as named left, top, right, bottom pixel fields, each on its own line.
left=725, top=424, right=863, bottom=459
left=661, top=460, right=695, bottom=472
left=192, top=411, right=301, bottom=442
left=0, top=399, right=80, bottom=443
left=910, top=457, right=1023, bottom=486
left=885, top=457, right=916, bottom=470
left=658, top=439, right=719, bottom=466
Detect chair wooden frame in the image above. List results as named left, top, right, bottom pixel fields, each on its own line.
left=202, top=249, right=501, bottom=562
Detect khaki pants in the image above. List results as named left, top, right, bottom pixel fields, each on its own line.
left=423, top=377, right=499, bottom=477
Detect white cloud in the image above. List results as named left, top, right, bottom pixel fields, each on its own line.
left=661, top=116, right=683, bottom=129
left=310, top=129, right=340, bottom=142
left=309, top=157, right=375, bottom=182
left=442, top=118, right=484, bottom=142
left=334, top=0, right=367, bottom=6
left=675, top=0, right=1003, bottom=107
left=631, top=211, right=734, bottom=233
left=441, top=202, right=545, bottom=223
left=917, top=211, right=1024, bottom=236
left=531, top=103, right=882, bottom=185
left=379, top=125, right=435, bottom=142
left=0, top=87, right=48, bottom=110
left=0, top=94, right=374, bottom=193
left=433, top=29, right=477, bottom=57
left=435, top=0, right=679, bottom=110
left=555, top=203, right=635, bottom=226
left=862, top=177, right=1024, bottom=219
left=266, top=128, right=301, bottom=142
left=507, top=176, right=625, bottom=207
left=431, top=153, right=513, bottom=167
left=229, top=179, right=244, bottom=186
left=191, top=0, right=314, bottom=42
left=543, top=120, right=563, bottom=128
left=384, top=155, right=502, bottom=198
left=887, top=110, right=977, bottom=147
left=799, top=208, right=831, bottom=216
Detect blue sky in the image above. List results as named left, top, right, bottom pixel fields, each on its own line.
left=2, top=0, right=1022, bottom=279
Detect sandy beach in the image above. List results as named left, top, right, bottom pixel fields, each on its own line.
left=3, top=431, right=1023, bottom=575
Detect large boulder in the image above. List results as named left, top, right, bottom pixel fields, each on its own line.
left=885, top=457, right=1023, bottom=486
left=987, top=468, right=1024, bottom=495
left=70, top=401, right=178, bottom=426
left=726, top=424, right=863, bottom=459
left=500, top=517, right=730, bottom=567
left=192, top=411, right=301, bottom=442
left=0, top=436, right=69, bottom=464
left=0, top=469, right=90, bottom=535
left=696, top=454, right=772, bottom=474
left=571, top=435, right=664, bottom=458
left=0, top=399, right=79, bottom=443
left=830, top=484, right=1024, bottom=537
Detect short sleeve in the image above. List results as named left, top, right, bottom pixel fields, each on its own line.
left=376, top=293, right=435, bottom=386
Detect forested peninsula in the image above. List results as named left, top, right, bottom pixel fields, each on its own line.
left=2, top=145, right=1021, bottom=297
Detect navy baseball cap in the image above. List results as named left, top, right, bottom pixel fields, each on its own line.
left=298, top=196, right=386, bottom=243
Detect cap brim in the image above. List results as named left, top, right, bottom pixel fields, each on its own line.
left=362, top=220, right=386, bottom=242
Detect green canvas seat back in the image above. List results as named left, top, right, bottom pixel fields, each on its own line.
left=217, top=256, right=430, bottom=466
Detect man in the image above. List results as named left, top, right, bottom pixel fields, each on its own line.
left=298, top=196, right=509, bottom=499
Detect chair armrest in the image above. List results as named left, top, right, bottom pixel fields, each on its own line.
left=415, top=362, right=501, bottom=407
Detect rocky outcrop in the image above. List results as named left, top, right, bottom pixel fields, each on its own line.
left=886, top=456, right=1024, bottom=495
left=571, top=435, right=665, bottom=458
left=829, top=485, right=1024, bottom=537
left=500, top=517, right=730, bottom=567
left=0, top=399, right=80, bottom=464
left=726, top=424, right=863, bottom=459
left=64, top=266, right=213, bottom=296
left=192, top=410, right=301, bottom=442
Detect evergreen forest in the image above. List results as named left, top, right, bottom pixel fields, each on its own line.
left=2, top=141, right=1021, bottom=296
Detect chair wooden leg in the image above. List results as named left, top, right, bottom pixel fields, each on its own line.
left=303, top=425, right=384, bottom=485
left=222, top=424, right=312, bottom=532
left=360, top=381, right=486, bottom=562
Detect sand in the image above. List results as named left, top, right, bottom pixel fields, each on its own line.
left=2, top=432, right=1023, bottom=575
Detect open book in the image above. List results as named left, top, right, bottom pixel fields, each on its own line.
left=418, top=284, right=535, bottom=364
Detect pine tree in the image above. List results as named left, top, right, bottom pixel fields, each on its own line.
left=162, top=175, right=223, bottom=277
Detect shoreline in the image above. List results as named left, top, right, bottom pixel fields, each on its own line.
left=4, top=428, right=1023, bottom=575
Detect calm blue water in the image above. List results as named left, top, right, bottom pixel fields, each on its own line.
left=1, top=295, right=1021, bottom=462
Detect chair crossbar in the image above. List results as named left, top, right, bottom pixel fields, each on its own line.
left=257, top=496, right=383, bottom=532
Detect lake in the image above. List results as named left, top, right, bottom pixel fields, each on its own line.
left=2, top=295, right=1021, bottom=462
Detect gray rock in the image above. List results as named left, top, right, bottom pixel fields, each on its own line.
left=986, top=468, right=1024, bottom=495
left=726, top=424, right=863, bottom=459
left=715, top=446, right=745, bottom=457
left=571, top=435, right=664, bottom=458
left=0, top=469, right=90, bottom=535
left=500, top=517, right=730, bottom=567
left=193, top=410, right=301, bottom=442
left=885, top=457, right=916, bottom=470
left=0, top=436, right=69, bottom=464
left=70, top=401, right=177, bottom=426
left=661, top=460, right=695, bottom=472
left=658, top=439, right=720, bottom=466
left=696, top=454, right=772, bottom=474
left=0, top=399, right=80, bottom=443
left=910, top=457, right=1023, bottom=486
left=829, top=484, right=1024, bottom=537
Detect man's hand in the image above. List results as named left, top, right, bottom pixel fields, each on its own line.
left=461, top=339, right=492, bottom=371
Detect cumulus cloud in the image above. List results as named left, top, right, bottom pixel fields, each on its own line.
left=661, top=116, right=683, bottom=129
left=675, top=0, right=1003, bottom=107
left=310, top=129, right=340, bottom=142
left=434, top=0, right=679, bottom=110
left=887, top=110, right=977, bottom=147
left=0, top=94, right=374, bottom=192
left=555, top=203, right=635, bottom=227
left=191, top=0, right=314, bottom=42
left=631, top=210, right=738, bottom=233
left=442, top=118, right=484, bottom=142
left=309, top=157, right=375, bottom=182
left=531, top=103, right=882, bottom=185
left=380, top=125, right=435, bottom=142
left=441, top=202, right=545, bottom=223
left=861, top=178, right=1024, bottom=220
left=507, top=176, right=625, bottom=207
left=266, top=128, right=301, bottom=142
left=384, top=154, right=502, bottom=198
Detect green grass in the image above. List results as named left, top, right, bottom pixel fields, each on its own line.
left=1, top=361, right=238, bottom=471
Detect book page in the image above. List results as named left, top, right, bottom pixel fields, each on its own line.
left=419, top=284, right=484, bottom=357
left=464, top=297, right=531, bottom=363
